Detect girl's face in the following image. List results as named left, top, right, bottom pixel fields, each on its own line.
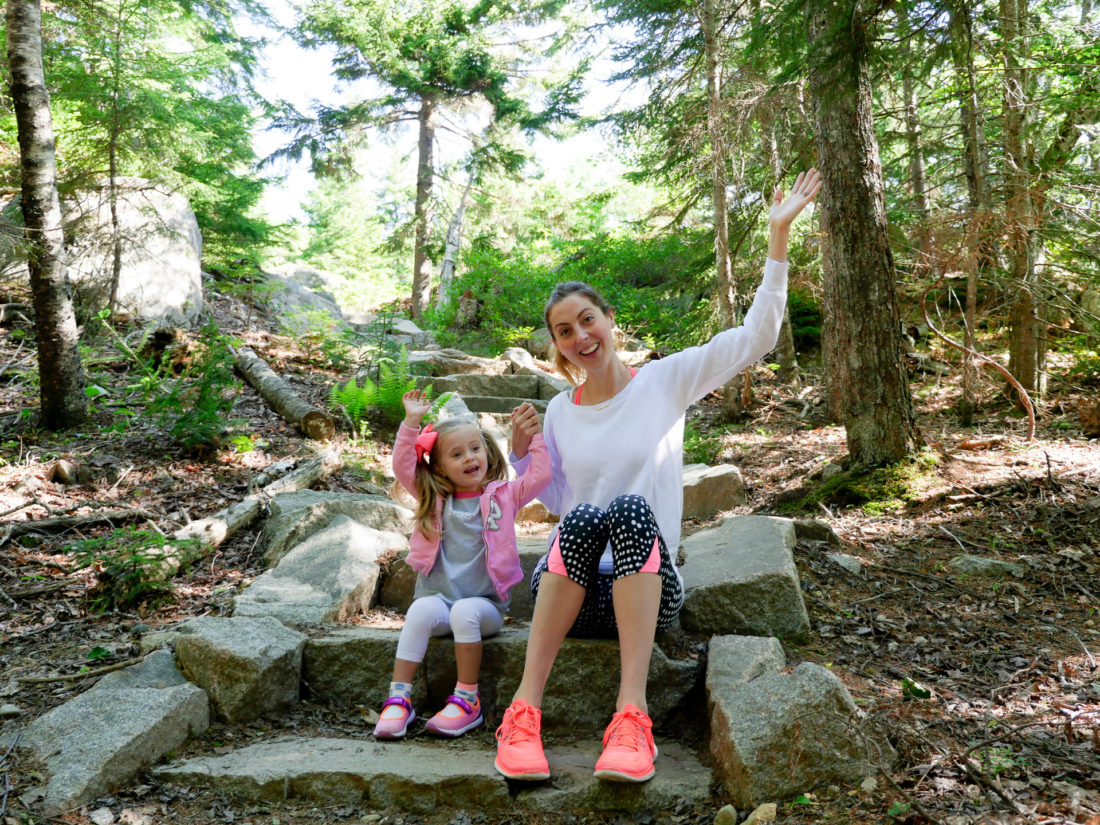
left=434, top=424, right=489, bottom=494
left=547, top=294, right=616, bottom=373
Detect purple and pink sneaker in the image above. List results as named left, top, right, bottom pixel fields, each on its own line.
left=425, top=694, right=484, bottom=737
left=373, top=696, right=416, bottom=739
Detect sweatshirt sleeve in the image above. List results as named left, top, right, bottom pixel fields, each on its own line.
left=392, top=422, right=421, bottom=499
left=647, top=258, right=788, bottom=410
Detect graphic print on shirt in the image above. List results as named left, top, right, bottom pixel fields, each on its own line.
left=485, top=498, right=502, bottom=532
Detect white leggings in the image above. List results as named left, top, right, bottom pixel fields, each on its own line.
left=395, top=595, right=503, bottom=664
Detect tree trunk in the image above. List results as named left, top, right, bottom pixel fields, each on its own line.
left=899, top=1, right=931, bottom=267
left=437, top=175, right=473, bottom=310
left=1001, top=0, right=1044, bottom=398
left=411, top=94, right=437, bottom=320
left=233, top=346, right=335, bottom=441
left=958, top=240, right=980, bottom=425
left=760, top=104, right=800, bottom=384
left=107, top=0, right=125, bottom=315
left=702, top=0, right=747, bottom=418
left=7, top=0, right=87, bottom=429
left=951, top=1, right=998, bottom=273
left=809, top=0, right=922, bottom=466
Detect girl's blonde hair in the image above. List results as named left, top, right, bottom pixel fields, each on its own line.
left=412, top=418, right=508, bottom=539
left=544, top=281, right=615, bottom=386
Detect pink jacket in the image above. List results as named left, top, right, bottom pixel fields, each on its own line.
left=393, top=423, right=551, bottom=602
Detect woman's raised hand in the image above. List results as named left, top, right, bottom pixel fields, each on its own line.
left=768, top=168, right=823, bottom=233
left=510, top=402, right=540, bottom=459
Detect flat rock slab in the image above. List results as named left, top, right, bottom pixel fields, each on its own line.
left=176, top=616, right=306, bottom=723
left=423, top=373, right=541, bottom=399
left=235, top=516, right=407, bottom=624
left=679, top=516, right=810, bottom=641
left=21, top=651, right=208, bottom=813
left=263, top=491, right=413, bottom=565
left=154, top=736, right=711, bottom=814
left=303, top=625, right=699, bottom=732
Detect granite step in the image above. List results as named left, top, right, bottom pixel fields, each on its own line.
left=154, top=736, right=712, bottom=815
left=302, top=624, right=701, bottom=733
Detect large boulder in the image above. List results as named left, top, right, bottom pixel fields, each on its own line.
left=234, top=516, right=408, bottom=624
left=175, top=616, right=306, bottom=723
left=260, top=267, right=345, bottom=340
left=425, top=372, right=542, bottom=399
left=408, top=348, right=507, bottom=376
left=679, top=516, right=810, bottom=641
left=20, top=651, right=208, bottom=813
left=682, top=463, right=747, bottom=520
left=709, top=662, right=883, bottom=808
left=262, top=490, right=413, bottom=565
left=3, top=180, right=203, bottom=325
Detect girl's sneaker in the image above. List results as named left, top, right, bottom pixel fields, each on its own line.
left=425, top=694, right=484, bottom=737
left=373, top=696, right=415, bottom=739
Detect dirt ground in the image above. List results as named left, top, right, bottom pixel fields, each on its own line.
left=1, top=289, right=1099, bottom=825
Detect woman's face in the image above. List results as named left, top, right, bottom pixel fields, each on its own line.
left=547, top=293, right=616, bottom=373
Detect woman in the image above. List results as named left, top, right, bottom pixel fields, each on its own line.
left=499, top=169, right=822, bottom=783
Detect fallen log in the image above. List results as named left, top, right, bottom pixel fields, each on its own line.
left=1, top=507, right=158, bottom=544
left=233, top=346, right=335, bottom=441
left=150, top=448, right=342, bottom=579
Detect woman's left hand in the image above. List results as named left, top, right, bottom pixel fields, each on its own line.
left=768, top=168, right=822, bottom=233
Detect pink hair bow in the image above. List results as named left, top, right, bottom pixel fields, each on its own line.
left=415, top=424, right=437, bottom=465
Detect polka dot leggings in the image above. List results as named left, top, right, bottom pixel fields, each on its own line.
left=530, top=494, right=684, bottom=639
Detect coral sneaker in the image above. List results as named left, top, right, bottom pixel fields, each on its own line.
left=593, top=704, right=658, bottom=782
left=373, top=696, right=415, bottom=739
left=494, top=699, right=550, bottom=780
left=425, top=695, right=484, bottom=737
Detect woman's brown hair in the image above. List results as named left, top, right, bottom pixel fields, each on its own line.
left=543, top=281, right=614, bottom=386
left=411, top=418, right=508, bottom=539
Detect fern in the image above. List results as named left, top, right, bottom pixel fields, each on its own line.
left=376, top=346, right=424, bottom=423
left=329, top=376, right=378, bottom=435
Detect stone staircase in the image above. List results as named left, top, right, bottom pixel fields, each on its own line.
left=12, top=347, right=883, bottom=819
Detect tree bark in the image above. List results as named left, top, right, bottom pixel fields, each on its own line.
left=437, top=175, right=473, bottom=310
left=759, top=102, right=800, bottom=384
left=702, top=0, right=748, bottom=418
left=6, top=0, right=87, bottom=429
left=233, top=346, right=335, bottom=441
left=1001, top=0, right=1045, bottom=398
left=899, top=2, right=932, bottom=267
left=411, top=94, right=437, bottom=320
left=809, top=0, right=922, bottom=466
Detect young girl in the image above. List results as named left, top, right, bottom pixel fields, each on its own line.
left=374, top=389, right=550, bottom=739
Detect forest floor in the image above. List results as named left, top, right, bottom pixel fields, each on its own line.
left=1, top=287, right=1099, bottom=825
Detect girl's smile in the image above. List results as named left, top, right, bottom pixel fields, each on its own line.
left=434, top=424, right=490, bottom=493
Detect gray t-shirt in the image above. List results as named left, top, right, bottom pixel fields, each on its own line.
left=413, top=494, right=508, bottom=613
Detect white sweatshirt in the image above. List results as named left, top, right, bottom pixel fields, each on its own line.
left=513, top=258, right=789, bottom=583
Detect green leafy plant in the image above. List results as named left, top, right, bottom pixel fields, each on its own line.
left=69, top=528, right=200, bottom=611
left=330, top=375, right=378, bottom=440
left=147, top=322, right=241, bottom=452
left=684, top=420, right=724, bottom=465
left=374, top=346, right=423, bottom=423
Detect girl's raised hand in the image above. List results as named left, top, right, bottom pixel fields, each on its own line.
left=510, top=402, right=540, bottom=459
left=768, top=168, right=823, bottom=233
left=402, top=389, right=431, bottom=426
